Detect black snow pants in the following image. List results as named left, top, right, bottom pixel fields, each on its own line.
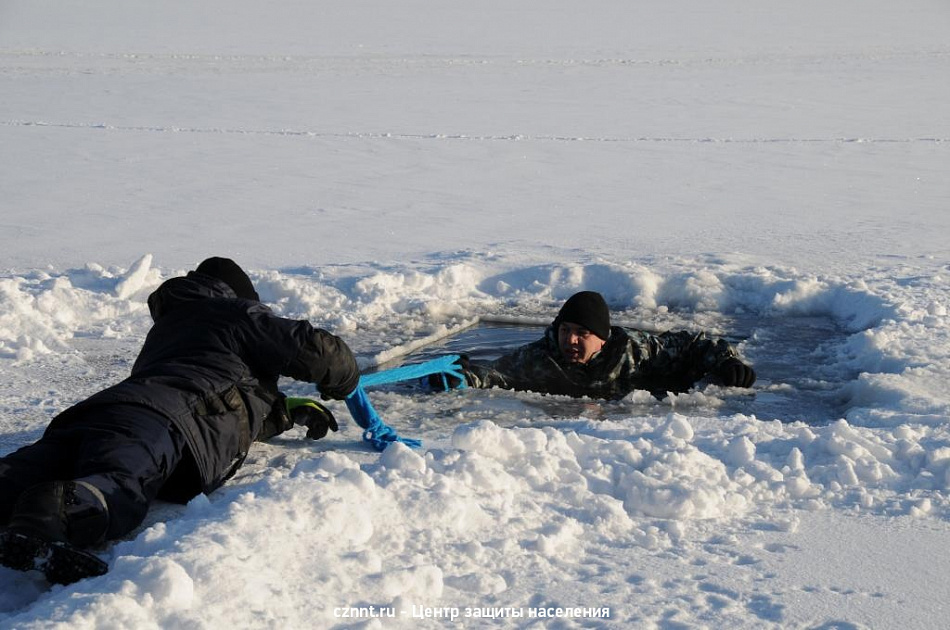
left=0, top=404, right=194, bottom=540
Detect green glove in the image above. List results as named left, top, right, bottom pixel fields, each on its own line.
left=286, top=397, right=339, bottom=440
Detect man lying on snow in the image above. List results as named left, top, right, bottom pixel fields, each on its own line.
left=0, top=257, right=358, bottom=585
left=430, top=290, right=756, bottom=400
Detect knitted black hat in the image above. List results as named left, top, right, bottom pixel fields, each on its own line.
left=195, top=257, right=259, bottom=301
left=554, top=291, right=610, bottom=340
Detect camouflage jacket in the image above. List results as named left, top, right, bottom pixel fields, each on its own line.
left=462, top=325, right=741, bottom=400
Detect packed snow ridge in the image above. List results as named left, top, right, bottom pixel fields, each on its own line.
left=1, top=252, right=949, bottom=626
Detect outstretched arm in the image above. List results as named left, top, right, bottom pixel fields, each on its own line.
left=636, top=329, right=755, bottom=388
left=429, top=335, right=575, bottom=395
left=284, top=325, right=360, bottom=399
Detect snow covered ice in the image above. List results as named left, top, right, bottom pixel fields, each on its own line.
left=2, top=0, right=949, bottom=627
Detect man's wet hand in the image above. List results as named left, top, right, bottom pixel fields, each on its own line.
left=427, top=355, right=471, bottom=391
left=714, top=358, right=756, bottom=388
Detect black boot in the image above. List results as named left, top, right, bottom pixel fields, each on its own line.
left=0, top=481, right=110, bottom=584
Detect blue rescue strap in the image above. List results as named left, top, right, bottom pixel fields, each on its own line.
left=317, top=356, right=466, bottom=451
left=344, top=385, right=423, bottom=451
left=359, top=354, right=467, bottom=391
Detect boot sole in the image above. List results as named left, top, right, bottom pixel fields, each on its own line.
left=1, top=530, right=108, bottom=584
left=0, top=530, right=50, bottom=572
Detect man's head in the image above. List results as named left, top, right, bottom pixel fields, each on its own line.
left=194, top=257, right=260, bottom=301
left=554, top=291, right=610, bottom=364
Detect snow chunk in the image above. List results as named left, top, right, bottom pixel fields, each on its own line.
left=728, top=436, right=757, bottom=467
left=662, top=413, right=694, bottom=442
left=535, top=519, right=584, bottom=557
left=379, top=441, right=427, bottom=473
left=131, top=557, right=195, bottom=612
left=113, top=254, right=154, bottom=299
left=452, top=419, right=535, bottom=460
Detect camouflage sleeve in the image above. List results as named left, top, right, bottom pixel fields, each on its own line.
left=632, top=329, right=739, bottom=382
left=462, top=337, right=558, bottom=391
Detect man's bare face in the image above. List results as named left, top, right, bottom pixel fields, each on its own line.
left=558, top=321, right=606, bottom=364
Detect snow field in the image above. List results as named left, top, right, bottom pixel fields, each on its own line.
left=1, top=253, right=948, bottom=627
left=2, top=0, right=949, bottom=624
left=6, top=401, right=948, bottom=626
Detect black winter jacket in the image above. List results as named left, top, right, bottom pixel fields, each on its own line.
left=49, top=272, right=359, bottom=495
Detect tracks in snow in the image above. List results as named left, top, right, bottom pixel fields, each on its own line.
left=1, top=119, right=946, bottom=145
left=3, top=47, right=947, bottom=145
left=2, top=47, right=949, bottom=73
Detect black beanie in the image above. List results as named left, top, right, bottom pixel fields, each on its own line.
left=555, top=291, right=610, bottom=340
left=195, top=257, right=260, bottom=301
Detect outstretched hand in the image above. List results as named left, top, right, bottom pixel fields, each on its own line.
left=426, top=355, right=471, bottom=391
left=714, top=358, right=756, bottom=388
left=286, top=398, right=340, bottom=440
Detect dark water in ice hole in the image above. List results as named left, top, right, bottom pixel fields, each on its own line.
left=371, top=315, right=856, bottom=425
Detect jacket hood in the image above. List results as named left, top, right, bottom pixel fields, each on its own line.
left=147, top=272, right=241, bottom=322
